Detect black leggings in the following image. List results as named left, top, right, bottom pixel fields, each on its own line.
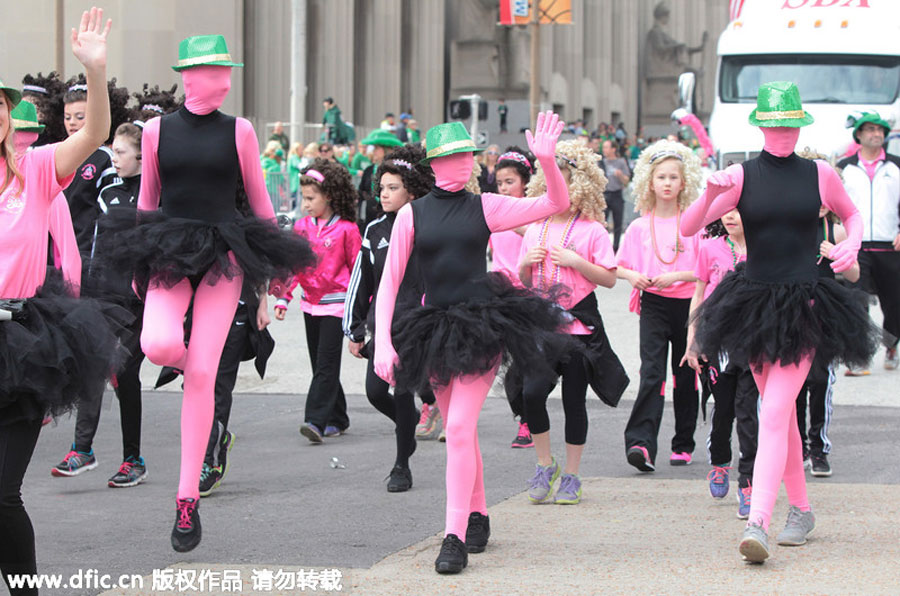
left=74, top=306, right=144, bottom=459
left=522, top=340, right=590, bottom=445
left=365, top=355, right=419, bottom=467
left=1, top=417, right=42, bottom=596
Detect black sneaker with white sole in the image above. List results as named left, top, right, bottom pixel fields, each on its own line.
left=810, top=452, right=832, bottom=477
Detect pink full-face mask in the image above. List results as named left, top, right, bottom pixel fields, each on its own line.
left=182, top=65, right=232, bottom=115
left=431, top=152, right=474, bottom=192
left=13, top=131, right=39, bottom=154
left=761, top=127, right=800, bottom=158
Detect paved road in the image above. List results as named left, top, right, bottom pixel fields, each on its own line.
left=9, top=282, right=900, bottom=595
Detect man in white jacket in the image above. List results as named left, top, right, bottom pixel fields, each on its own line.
left=838, top=112, right=900, bottom=373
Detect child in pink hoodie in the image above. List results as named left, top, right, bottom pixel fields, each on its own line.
left=276, top=158, right=362, bottom=442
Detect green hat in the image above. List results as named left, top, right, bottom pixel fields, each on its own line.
left=0, top=78, right=22, bottom=109
left=422, top=122, right=483, bottom=164
left=172, top=35, right=243, bottom=72
left=360, top=129, right=403, bottom=148
left=850, top=111, right=891, bottom=143
left=10, top=99, right=44, bottom=133
left=748, top=81, right=815, bottom=128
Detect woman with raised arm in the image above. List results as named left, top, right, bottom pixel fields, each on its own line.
left=0, top=9, right=128, bottom=594
left=680, top=82, right=880, bottom=564
left=373, top=112, right=572, bottom=574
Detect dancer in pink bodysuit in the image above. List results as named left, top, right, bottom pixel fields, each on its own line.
left=100, top=35, right=314, bottom=552
left=681, top=82, right=880, bottom=563
left=374, top=113, right=571, bottom=574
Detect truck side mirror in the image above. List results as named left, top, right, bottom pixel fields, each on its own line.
left=677, top=72, right=696, bottom=114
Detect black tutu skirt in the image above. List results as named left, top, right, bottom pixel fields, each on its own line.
left=692, top=269, right=882, bottom=370
left=97, top=210, right=316, bottom=295
left=391, top=273, right=576, bottom=394
left=0, top=269, right=133, bottom=425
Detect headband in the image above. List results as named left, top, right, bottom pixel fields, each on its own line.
left=303, top=169, right=325, bottom=183
left=649, top=150, right=684, bottom=164
left=498, top=151, right=532, bottom=170
left=142, top=103, right=164, bottom=114
left=67, top=84, right=88, bottom=93
left=388, top=159, right=413, bottom=170
left=133, top=120, right=146, bottom=129
left=22, top=84, right=48, bottom=95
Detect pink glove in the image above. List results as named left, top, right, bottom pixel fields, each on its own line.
left=526, top=111, right=566, bottom=166
left=374, top=344, right=400, bottom=386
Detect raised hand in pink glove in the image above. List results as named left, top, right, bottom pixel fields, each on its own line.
left=705, top=165, right=742, bottom=198
left=374, top=344, right=400, bottom=386
left=828, top=237, right=861, bottom=273
left=526, top=110, right=566, bottom=165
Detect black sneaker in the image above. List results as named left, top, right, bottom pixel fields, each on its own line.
left=465, top=512, right=490, bottom=553
left=810, top=452, right=832, bottom=477
left=198, top=463, right=223, bottom=497
left=434, top=533, right=468, bottom=574
left=387, top=465, right=413, bottom=493
left=108, top=456, right=148, bottom=488
left=171, top=498, right=201, bottom=552
left=216, top=430, right=235, bottom=480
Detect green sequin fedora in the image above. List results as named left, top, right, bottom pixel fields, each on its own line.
left=421, top=122, right=483, bottom=164
left=748, top=81, right=815, bottom=128
left=10, top=99, right=44, bottom=133
left=0, top=78, right=22, bottom=109
left=172, top=35, right=243, bottom=72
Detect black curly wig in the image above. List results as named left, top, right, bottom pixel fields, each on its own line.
left=133, top=83, right=182, bottom=121
left=21, top=71, right=67, bottom=144
left=375, top=143, right=434, bottom=200
left=300, top=158, right=357, bottom=221
left=495, top=145, right=536, bottom=185
left=62, top=75, right=131, bottom=145
left=704, top=219, right=727, bottom=239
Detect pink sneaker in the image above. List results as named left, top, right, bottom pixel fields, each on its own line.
left=670, top=452, right=692, bottom=466
left=511, top=422, right=533, bottom=448
left=626, top=445, right=655, bottom=472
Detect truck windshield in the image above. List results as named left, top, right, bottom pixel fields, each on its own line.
left=720, top=54, right=900, bottom=104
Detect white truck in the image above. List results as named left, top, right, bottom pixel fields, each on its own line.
left=696, top=0, right=900, bottom=167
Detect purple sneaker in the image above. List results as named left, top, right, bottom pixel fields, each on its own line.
left=527, top=458, right=560, bottom=503
left=300, top=423, right=323, bottom=444
left=707, top=465, right=731, bottom=499
left=737, top=482, right=752, bottom=520
left=323, top=425, right=345, bottom=437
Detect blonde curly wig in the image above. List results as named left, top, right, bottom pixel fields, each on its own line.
left=466, top=160, right=482, bottom=194
left=525, top=140, right=608, bottom=222
left=632, top=139, right=702, bottom=214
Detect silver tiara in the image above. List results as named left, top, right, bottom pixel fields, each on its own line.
left=142, top=103, right=164, bottom=114
left=649, top=150, right=684, bottom=164
left=22, top=84, right=48, bottom=94
left=67, top=84, right=88, bottom=93
left=390, top=159, right=413, bottom=170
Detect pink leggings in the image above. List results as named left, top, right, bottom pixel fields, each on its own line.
left=140, top=264, right=243, bottom=500
left=748, top=356, right=814, bottom=530
left=433, top=366, right=497, bottom=539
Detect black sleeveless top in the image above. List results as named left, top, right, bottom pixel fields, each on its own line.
left=739, top=151, right=821, bottom=283
left=158, top=106, right=239, bottom=223
left=410, top=187, right=492, bottom=308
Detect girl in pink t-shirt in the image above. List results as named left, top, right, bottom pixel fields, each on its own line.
left=488, top=145, right=538, bottom=448
left=0, top=9, right=131, bottom=591
left=517, top=141, right=630, bottom=504
left=616, top=139, right=702, bottom=471
left=275, top=159, right=362, bottom=442
left=682, top=209, right=759, bottom=518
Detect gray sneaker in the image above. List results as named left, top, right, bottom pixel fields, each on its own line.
left=739, top=522, right=770, bottom=563
left=776, top=505, right=816, bottom=546
left=527, top=458, right=560, bottom=503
